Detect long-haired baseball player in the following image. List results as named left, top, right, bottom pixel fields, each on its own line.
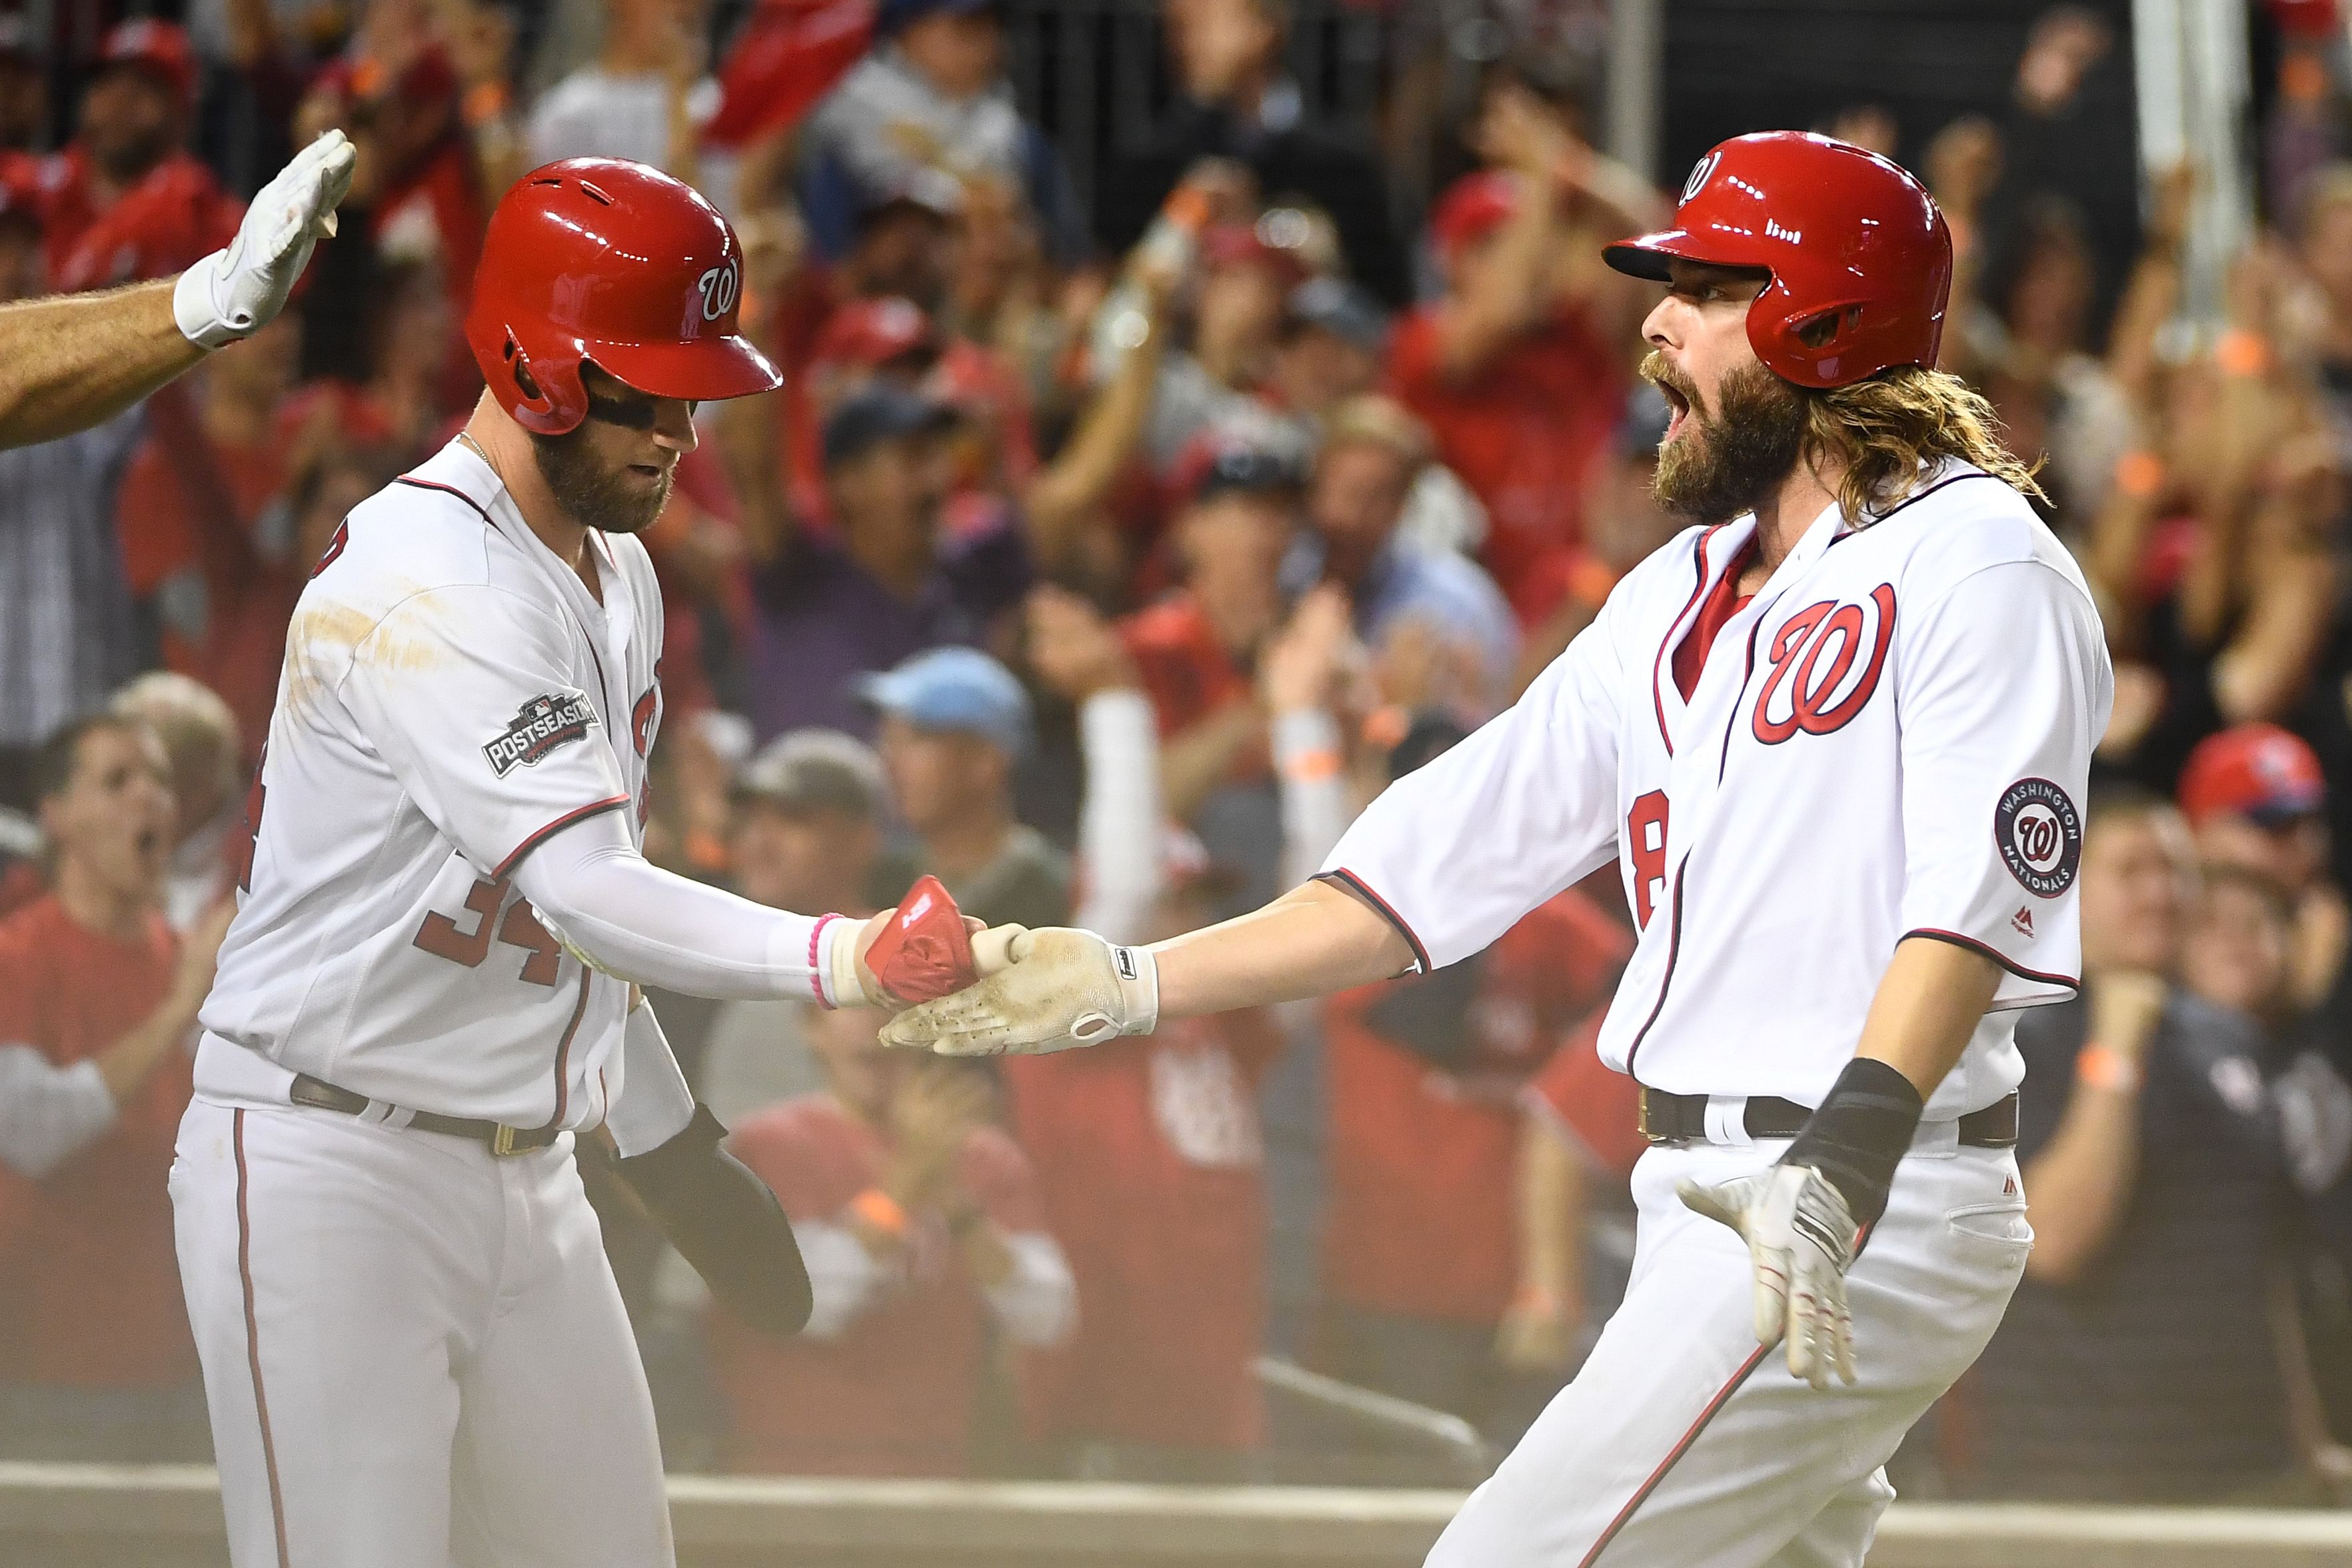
left=890, top=132, right=2113, bottom=1566
left=173, top=159, right=983, bottom=1567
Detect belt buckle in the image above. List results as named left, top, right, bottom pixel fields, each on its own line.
left=1637, top=1086, right=1659, bottom=1142
left=490, top=1124, right=524, bottom=1158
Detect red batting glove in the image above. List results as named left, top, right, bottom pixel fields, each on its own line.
left=862, top=875, right=978, bottom=1003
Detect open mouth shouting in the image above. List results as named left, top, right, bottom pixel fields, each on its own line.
left=1659, top=380, right=1692, bottom=442
left=1643, top=352, right=1701, bottom=446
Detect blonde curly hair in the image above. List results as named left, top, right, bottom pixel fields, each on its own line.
left=1805, top=367, right=2047, bottom=522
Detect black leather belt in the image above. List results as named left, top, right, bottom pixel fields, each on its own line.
left=1638, top=1088, right=2018, bottom=1148
left=289, top=1074, right=561, bottom=1157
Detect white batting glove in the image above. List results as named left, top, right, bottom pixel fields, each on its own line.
left=1679, top=1164, right=1858, bottom=1389
left=173, top=130, right=357, bottom=349
left=878, top=927, right=1158, bottom=1056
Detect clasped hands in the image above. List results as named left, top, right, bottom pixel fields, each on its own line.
left=837, top=874, right=1154, bottom=1052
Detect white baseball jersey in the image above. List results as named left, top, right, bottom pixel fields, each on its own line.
left=195, top=440, right=672, bottom=1130
left=1325, top=462, right=2112, bottom=1120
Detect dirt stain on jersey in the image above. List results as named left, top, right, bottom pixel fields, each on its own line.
left=280, top=587, right=454, bottom=717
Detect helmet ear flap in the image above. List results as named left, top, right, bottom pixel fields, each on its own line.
left=499, top=330, right=587, bottom=435
left=1747, top=277, right=1859, bottom=389
left=507, top=335, right=544, bottom=401
left=1794, top=309, right=1849, bottom=350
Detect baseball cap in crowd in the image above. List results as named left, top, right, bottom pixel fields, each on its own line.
left=1429, top=171, right=1519, bottom=268
left=1202, top=223, right=1312, bottom=290
left=1172, top=436, right=1305, bottom=506
left=1284, top=277, right=1390, bottom=355
left=822, top=383, right=956, bottom=468
left=812, top=296, right=940, bottom=375
left=734, top=728, right=888, bottom=819
left=877, top=0, right=1001, bottom=33
left=98, top=19, right=197, bottom=108
left=858, top=646, right=1033, bottom=758
left=854, top=169, right=964, bottom=227
left=2177, top=723, right=2327, bottom=828
left=1321, top=394, right=1433, bottom=470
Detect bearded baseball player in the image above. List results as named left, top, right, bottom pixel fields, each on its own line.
left=172, top=159, right=986, bottom=1568
left=890, top=132, right=2113, bottom=1565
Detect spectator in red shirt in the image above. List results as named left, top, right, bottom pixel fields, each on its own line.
left=296, top=39, right=487, bottom=319
left=1136, top=222, right=1312, bottom=476
left=1316, top=715, right=1632, bottom=1441
left=1504, top=1014, right=1645, bottom=1383
left=0, top=712, right=231, bottom=1461
left=2177, top=723, right=2346, bottom=1016
left=111, top=673, right=244, bottom=933
left=1121, top=442, right=1303, bottom=820
left=1006, top=954, right=1282, bottom=1477
left=707, top=1002, right=1074, bottom=1477
left=44, top=22, right=242, bottom=293
left=1386, top=74, right=1660, bottom=632
left=1009, top=590, right=1283, bottom=1478
left=115, top=316, right=313, bottom=756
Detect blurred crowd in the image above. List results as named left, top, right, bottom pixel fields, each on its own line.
left=11, top=0, right=2352, bottom=1505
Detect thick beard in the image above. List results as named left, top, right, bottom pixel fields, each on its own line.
left=1648, top=356, right=1810, bottom=525
left=529, top=426, right=669, bottom=535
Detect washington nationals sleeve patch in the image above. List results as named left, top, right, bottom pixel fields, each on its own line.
left=1993, top=777, right=2081, bottom=898
left=484, top=693, right=599, bottom=777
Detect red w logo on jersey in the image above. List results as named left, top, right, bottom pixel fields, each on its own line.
left=1752, top=584, right=1896, bottom=744
left=631, top=670, right=662, bottom=758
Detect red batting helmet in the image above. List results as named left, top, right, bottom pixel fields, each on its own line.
left=1604, top=131, right=1952, bottom=389
left=467, top=159, right=782, bottom=435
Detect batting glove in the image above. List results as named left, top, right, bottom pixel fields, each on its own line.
left=1679, top=1163, right=1858, bottom=1389
left=174, top=130, right=357, bottom=349
left=879, top=927, right=1158, bottom=1056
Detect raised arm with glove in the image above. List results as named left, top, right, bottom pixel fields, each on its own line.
left=0, top=130, right=356, bottom=448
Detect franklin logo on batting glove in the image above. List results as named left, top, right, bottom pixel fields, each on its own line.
left=483, top=693, right=598, bottom=777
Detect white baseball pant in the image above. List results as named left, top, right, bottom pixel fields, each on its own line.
left=170, top=1097, right=674, bottom=1568
left=1428, top=1135, right=2031, bottom=1567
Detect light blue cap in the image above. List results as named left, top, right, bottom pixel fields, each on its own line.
left=857, top=646, right=1032, bottom=758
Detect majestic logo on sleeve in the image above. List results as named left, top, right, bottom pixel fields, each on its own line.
left=484, top=693, right=598, bottom=778
left=1995, top=777, right=2082, bottom=898
left=1752, top=585, right=1897, bottom=744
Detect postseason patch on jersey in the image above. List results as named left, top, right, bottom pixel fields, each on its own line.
left=483, top=692, right=598, bottom=778
left=1994, top=777, right=2081, bottom=898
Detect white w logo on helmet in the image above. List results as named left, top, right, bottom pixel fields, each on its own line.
left=694, top=261, right=740, bottom=323
left=1682, top=150, right=1722, bottom=205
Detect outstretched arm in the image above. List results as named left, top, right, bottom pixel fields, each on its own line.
left=885, top=590, right=1635, bottom=1057
left=0, top=283, right=202, bottom=448
left=1152, top=880, right=1410, bottom=1017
